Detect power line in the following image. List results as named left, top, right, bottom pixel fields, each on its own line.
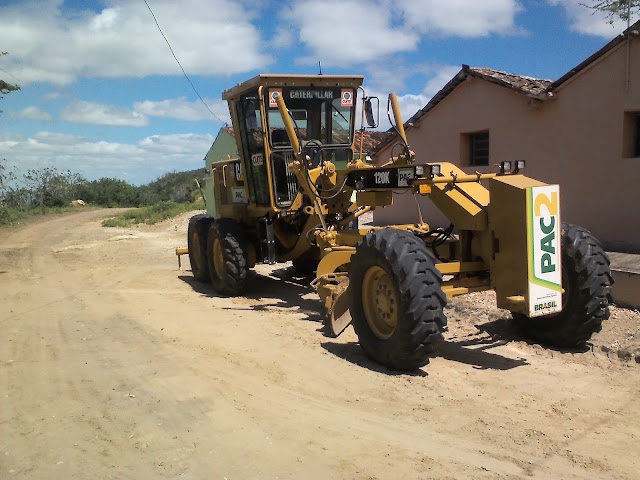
left=142, top=0, right=226, bottom=125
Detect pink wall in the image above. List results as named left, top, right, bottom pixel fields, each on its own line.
left=374, top=36, right=640, bottom=252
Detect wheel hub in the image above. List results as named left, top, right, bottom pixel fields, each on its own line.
left=362, top=265, right=398, bottom=340
left=213, top=238, right=225, bottom=276
left=190, top=230, right=202, bottom=265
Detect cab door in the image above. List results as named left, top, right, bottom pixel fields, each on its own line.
left=236, top=93, right=270, bottom=205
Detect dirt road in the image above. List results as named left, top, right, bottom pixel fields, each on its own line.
left=1, top=209, right=638, bottom=480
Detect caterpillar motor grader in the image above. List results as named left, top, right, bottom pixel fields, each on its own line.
left=185, top=74, right=612, bottom=370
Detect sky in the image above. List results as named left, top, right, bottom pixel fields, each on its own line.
left=0, top=0, right=638, bottom=185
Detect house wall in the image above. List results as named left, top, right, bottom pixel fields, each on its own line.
left=374, top=36, right=640, bottom=252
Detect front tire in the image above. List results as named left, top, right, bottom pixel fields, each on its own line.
left=207, top=219, right=249, bottom=296
left=188, top=214, right=213, bottom=282
left=349, top=229, right=448, bottom=370
left=512, top=223, right=613, bottom=347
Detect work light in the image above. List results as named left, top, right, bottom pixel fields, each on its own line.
left=499, top=161, right=512, bottom=174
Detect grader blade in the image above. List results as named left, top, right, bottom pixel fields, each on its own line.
left=312, top=272, right=353, bottom=337
left=326, top=285, right=352, bottom=338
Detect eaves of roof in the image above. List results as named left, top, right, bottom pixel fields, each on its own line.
left=403, top=65, right=553, bottom=127
left=371, top=65, right=553, bottom=155
left=551, top=19, right=640, bottom=90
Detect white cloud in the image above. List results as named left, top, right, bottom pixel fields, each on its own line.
left=422, top=65, right=463, bottom=98
left=548, top=0, right=640, bottom=37
left=399, top=0, right=523, bottom=37
left=282, top=0, right=419, bottom=66
left=8, top=106, right=53, bottom=121
left=280, top=0, right=523, bottom=66
left=0, top=0, right=271, bottom=86
left=270, top=27, right=294, bottom=49
left=54, top=96, right=229, bottom=126
left=33, top=132, right=87, bottom=145
left=43, top=92, right=64, bottom=101
left=363, top=64, right=461, bottom=131
left=0, top=130, right=214, bottom=185
left=134, top=97, right=230, bottom=122
left=61, top=101, right=148, bottom=126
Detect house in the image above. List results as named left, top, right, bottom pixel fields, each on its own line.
left=373, top=20, right=640, bottom=253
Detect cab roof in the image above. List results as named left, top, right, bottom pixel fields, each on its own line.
left=222, top=74, right=365, bottom=100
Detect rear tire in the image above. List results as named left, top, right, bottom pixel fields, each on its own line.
left=188, top=214, right=213, bottom=282
left=512, top=223, right=613, bottom=347
left=349, top=229, right=447, bottom=370
left=207, top=218, right=249, bottom=296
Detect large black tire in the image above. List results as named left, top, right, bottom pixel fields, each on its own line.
left=349, top=229, right=448, bottom=370
left=512, top=223, right=613, bottom=347
left=207, top=218, right=249, bottom=296
left=187, top=214, right=213, bottom=282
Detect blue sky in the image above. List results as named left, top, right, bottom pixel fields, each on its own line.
left=0, top=0, right=637, bottom=185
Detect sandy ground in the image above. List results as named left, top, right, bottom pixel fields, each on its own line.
left=1, top=209, right=639, bottom=480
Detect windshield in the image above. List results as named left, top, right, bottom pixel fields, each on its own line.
left=266, top=87, right=355, bottom=147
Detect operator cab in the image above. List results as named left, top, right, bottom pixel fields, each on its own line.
left=223, top=75, right=364, bottom=210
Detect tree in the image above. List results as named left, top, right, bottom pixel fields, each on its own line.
left=74, top=177, right=139, bottom=207
left=581, top=1, right=640, bottom=24
left=0, top=52, right=20, bottom=114
left=24, top=167, right=85, bottom=207
left=0, top=79, right=19, bottom=94
left=0, top=159, right=17, bottom=202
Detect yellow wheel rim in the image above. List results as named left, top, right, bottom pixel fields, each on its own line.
left=362, top=266, right=398, bottom=340
left=213, top=238, right=225, bottom=276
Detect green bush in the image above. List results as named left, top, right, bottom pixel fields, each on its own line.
left=0, top=205, right=75, bottom=226
left=74, top=178, right=139, bottom=207
left=0, top=160, right=207, bottom=226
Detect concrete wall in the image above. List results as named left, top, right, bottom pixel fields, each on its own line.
left=374, top=36, right=640, bottom=252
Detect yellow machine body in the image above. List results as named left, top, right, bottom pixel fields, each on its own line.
left=185, top=73, right=612, bottom=370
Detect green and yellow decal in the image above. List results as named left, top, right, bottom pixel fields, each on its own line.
left=526, top=185, right=562, bottom=317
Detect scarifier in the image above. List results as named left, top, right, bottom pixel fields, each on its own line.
left=182, top=74, right=613, bottom=370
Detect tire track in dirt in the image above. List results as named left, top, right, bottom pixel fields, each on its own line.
left=1, top=210, right=639, bottom=480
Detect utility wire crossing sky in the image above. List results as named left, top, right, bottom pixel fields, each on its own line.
left=0, top=0, right=637, bottom=185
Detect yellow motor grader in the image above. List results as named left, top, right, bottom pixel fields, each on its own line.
left=185, top=74, right=612, bottom=370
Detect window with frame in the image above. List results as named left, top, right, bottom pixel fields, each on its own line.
left=467, top=131, right=490, bottom=166
left=632, top=113, right=640, bottom=158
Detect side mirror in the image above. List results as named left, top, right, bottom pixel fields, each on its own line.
left=364, top=97, right=379, bottom=128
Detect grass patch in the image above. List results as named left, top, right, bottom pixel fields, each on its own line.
left=102, top=201, right=204, bottom=227
left=0, top=205, right=77, bottom=226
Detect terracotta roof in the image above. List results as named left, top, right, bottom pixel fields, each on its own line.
left=371, top=66, right=551, bottom=155
left=404, top=65, right=552, bottom=129
left=466, top=67, right=552, bottom=96
left=355, top=130, right=395, bottom=154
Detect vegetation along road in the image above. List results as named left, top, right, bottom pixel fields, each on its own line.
left=1, top=209, right=638, bottom=479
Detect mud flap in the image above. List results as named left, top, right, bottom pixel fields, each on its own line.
left=311, top=273, right=353, bottom=338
